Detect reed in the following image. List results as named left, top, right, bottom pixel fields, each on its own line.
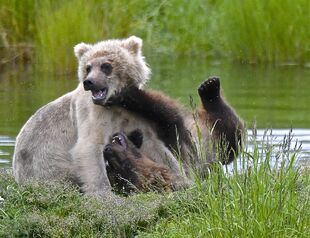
left=0, top=0, right=309, bottom=69
left=210, top=0, right=310, bottom=64
left=140, top=130, right=310, bottom=237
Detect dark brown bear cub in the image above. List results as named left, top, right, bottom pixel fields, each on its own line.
left=106, top=76, right=244, bottom=167
left=104, top=130, right=174, bottom=194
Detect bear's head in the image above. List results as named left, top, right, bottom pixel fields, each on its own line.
left=74, top=36, right=151, bottom=105
left=103, top=129, right=144, bottom=192
left=103, top=129, right=175, bottom=193
left=103, top=129, right=143, bottom=171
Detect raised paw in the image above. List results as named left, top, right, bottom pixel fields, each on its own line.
left=198, top=76, right=221, bottom=102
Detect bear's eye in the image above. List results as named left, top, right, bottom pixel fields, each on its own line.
left=86, top=65, right=91, bottom=74
left=101, top=63, right=112, bottom=75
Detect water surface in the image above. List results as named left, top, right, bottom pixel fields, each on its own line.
left=1, top=57, right=310, bottom=168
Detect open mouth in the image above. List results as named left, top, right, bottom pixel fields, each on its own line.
left=103, top=133, right=127, bottom=168
left=91, top=88, right=108, bottom=101
left=111, top=133, right=127, bottom=148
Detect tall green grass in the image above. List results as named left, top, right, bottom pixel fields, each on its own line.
left=0, top=0, right=309, bottom=70
left=1, top=131, right=309, bottom=237
left=0, top=0, right=36, bottom=44
left=35, top=0, right=104, bottom=71
left=210, top=0, right=310, bottom=64
left=140, top=131, right=310, bottom=237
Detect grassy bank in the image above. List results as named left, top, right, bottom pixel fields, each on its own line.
left=0, top=170, right=164, bottom=237
left=1, top=132, right=310, bottom=237
left=0, top=0, right=309, bottom=71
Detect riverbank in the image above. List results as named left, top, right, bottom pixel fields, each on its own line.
left=1, top=136, right=309, bottom=237
left=1, top=0, right=309, bottom=71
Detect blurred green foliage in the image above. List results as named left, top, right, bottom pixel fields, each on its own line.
left=0, top=0, right=309, bottom=71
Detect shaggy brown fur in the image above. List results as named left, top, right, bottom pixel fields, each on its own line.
left=106, top=76, right=244, bottom=167
left=197, top=77, right=244, bottom=163
left=104, top=130, right=174, bottom=193
left=106, top=86, right=192, bottom=155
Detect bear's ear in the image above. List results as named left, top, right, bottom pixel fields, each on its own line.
left=74, top=43, right=92, bottom=59
left=121, top=36, right=143, bottom=55
left=128, top=129, right=143, bottom=149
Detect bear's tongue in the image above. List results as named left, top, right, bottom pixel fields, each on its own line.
left=112, top=134, right=127, bottom=148
left=91, top=88, right=108, bottom=100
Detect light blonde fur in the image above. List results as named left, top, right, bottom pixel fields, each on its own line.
left=13, top=36, right=190, bottom=197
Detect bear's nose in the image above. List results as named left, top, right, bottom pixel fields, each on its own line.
left=104, top=146, right=111, bottom=153
left=83, top=79, right=94, bottom=90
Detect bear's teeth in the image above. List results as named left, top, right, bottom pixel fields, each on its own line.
left=92, top=88, right=107, bottom=100
left=111, top=135, right=127, bottom=148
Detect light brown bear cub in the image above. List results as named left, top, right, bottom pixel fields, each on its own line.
left=13, top=36, right=162, bottom=198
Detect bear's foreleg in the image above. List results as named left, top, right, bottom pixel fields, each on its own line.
left=71, top=137, right=112, bottom=197
left=107, top=86, right=191, bottom=153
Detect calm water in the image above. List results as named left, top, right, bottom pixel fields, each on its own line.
left=0, top=56, right=310, bottom=168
